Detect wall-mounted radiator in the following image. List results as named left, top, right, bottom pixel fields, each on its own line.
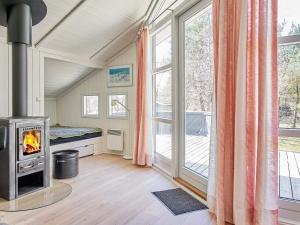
left=107, top=129, right=123, bottom=151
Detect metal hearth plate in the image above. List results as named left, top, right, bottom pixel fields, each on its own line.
left=0, top=181, right=71, bottom=212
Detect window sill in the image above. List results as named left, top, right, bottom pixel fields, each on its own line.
left=81, top=115, right=100, bottom=119
left=107, top=116, right=128, bottom=120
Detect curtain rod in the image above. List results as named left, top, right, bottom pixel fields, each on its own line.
left=140, top=0, right=160, bottom=30
left=152, top=0, right=166, bottom=22
left=148, top=0, right=178, bottom=26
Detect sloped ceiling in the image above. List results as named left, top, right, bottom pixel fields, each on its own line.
left=0, top=0, right=152, bottom=64
left=0, top=0, right=181, bottom=98
left=44, top=58, right=95, bottom=97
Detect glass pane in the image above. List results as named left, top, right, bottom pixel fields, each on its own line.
left=279, top=136, right=300, bottom=200
left=155, top=25, right=171, bottom=68
left=23, top=130, right=41, bottom=155
left=278, top=0, right=300, bottom=36
left=154, top=70, right=172, bottom=119
left=278, top=43, right=300, bottom=128
left=155, top=122, right=172, bottom=159
left=84, top=96, right=98, bottom=116
left=184, top=6, right=213, bottom=178
left=108, top=94, right=128, bottom=117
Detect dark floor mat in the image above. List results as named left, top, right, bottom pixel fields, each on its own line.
left=152, top=188, right=207, bottom=215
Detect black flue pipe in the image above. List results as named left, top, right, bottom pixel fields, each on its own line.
left=7, top=3, right=32, bottom=117
left=11, top=43, right=28, bottom=117
left=0, top=0, right=46, bottom=117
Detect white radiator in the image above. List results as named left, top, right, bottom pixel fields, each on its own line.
left=107, top=129, right=123, bottom=151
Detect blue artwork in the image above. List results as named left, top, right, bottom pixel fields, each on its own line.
left=107, top=65, right=132, bottom=87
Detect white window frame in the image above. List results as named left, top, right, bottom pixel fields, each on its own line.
left=151, top=20, right=174, bottom=175
left=107, top=93, right=128, bottom=119
left=278, top=34, right=300, bottom=219
left=176, top=0, right=213, bottom=193
left=148, top=0, right=300, bottom=222
left=81, top=94, right=99, bottom=118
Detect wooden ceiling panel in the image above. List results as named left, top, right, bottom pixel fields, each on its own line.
left=38, top=0, right=151, bottom=59
left=0, top=0, right=152, bottom=65
left=44, top=58, right=95, bottom=97
left=92, top=22, right=140, bottom=63
left=33, top=0, right=83, bottom=42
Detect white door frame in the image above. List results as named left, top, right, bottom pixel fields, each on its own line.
left=167, top=1, right=300, bottom=222
left=174, top=0, right=212, bottom=192
left=150, top=20, right=174, bottom=175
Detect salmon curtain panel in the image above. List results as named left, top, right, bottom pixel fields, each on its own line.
left=133, top=27, right=152, bottom=166
left=207, top=0, right=279, bottom=224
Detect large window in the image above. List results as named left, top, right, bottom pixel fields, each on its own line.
left=152, top=23, right=173, bottom=162
left=82, top=95, right=99, bottom=118
left=278, top=0, right=300, bottom=201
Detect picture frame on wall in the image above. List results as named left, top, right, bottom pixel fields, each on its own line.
left=107, top=64, right=133, bottom=87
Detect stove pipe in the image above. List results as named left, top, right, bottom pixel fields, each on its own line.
left=0, top=0, right=47, bottom=117
left=8, top=4, right=31, bottom=117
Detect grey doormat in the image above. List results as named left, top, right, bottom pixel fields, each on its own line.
left=152, top=188, right=207, bottom=215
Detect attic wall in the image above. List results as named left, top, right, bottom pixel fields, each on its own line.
left=56, top=44, right=137, bottom=158
left=45, top=98, right=57, bottom=126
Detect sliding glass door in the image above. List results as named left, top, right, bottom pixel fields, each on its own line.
left=178, top=1, right=214, bottom=191
left=278, top=0, right=300, bottom=217
left=151, top=23, right=173, bottom=174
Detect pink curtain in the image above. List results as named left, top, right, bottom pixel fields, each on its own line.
left=207, top=0, right=278, bottom=225
left=133, top=27, right=152, bottom=166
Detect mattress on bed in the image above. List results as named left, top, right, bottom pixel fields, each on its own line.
left=50, top=126, right=102, bottom=146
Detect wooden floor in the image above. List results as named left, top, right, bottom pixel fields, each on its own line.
left=0, top=154, right=217, bottom=225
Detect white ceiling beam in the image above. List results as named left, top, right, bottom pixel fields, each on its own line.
left=89, top=16, right=144, bottom=60
left=105, top=41, right=136, bottom=65
left=40, top=47, right=104, bottom=68
left=35, top=0, right=89, bottom=47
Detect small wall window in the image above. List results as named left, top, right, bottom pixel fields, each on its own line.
left=107, top=94, right=128, bottom=118
left=82, top=95, right=99, bottom=118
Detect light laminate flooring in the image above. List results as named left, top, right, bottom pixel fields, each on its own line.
left=0, top=154, right=217, bottom=225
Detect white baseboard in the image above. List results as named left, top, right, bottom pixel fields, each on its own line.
left=123, top=155, right=133, bottom=160
left=280, top=218, right=299, bottom=225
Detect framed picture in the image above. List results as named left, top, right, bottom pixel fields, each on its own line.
left=107, top=65, right=133, bottom=87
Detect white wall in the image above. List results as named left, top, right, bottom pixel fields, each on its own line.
left=45, top=98, right=57, bottom=125
left=0, top=39, right=44, bottom=117
left=0, top=40, right=9, bottom=117
left=56, top=44, right=137, bottom=158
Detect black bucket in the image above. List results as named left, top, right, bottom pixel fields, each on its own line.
left=52, top=150, right=79, bottom=179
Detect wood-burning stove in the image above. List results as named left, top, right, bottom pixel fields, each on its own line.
left=0, top=117, right=50, bottom=200
left=0, top=1, right=48, bottom=200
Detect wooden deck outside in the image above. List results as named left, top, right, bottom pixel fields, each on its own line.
left=156, top=135, right=210, bottom=178
left=279, top=151, right=300, bottom=200
left=156, top=134, right=300, bottom=201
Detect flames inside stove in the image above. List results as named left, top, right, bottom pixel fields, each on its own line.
left=23, top=130, right=41, bottom=155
